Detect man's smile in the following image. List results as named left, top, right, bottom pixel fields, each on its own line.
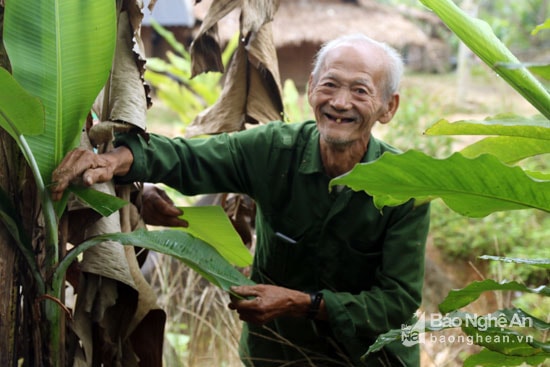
left=324, top=112, right=357, bottom=124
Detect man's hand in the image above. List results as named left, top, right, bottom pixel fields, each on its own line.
left=228, top=284, right=311, bottom=325
left=51, top=146, right=133, bottom=201
left=142, top=184, right=188, bottom=227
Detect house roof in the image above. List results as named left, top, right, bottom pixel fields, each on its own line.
left=193, top=0, right=433, bottom=49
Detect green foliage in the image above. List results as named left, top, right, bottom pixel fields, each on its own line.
left=1, top=1, right=118, bottom=363
left=144, top=20, right=238, bottom=129
left=419, top=0, right=550, bottom=117
left=3, top=0, right=117, bottom=181
left=331, top=150, right=550, bottom=217
left=364, top=259, right=550, bottom=366
left=174, top=205, right=253, bottom=267
left=381, top=0, right=549, bottom=51
left=463, top=350, right=550, bottom=367
left=1, top=0, right=127, bottom=251
left=60, top=229, right=255, bottom=294
left=430, top=200, right=550, bottom=282
left=0, top=186, right=44, bottom=293
left=477, top=0, right=549, bottom=50
left=281, top=79, right=313, bottom=122
left=438, top=279, right=550, bottom=314
left=383, top=84, right=453, bottom=156
left=0, top=67, right=44, bottom=140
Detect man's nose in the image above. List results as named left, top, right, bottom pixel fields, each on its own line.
left=330, top=87, right=352, bottom=109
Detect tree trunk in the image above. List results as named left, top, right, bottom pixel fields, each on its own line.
left=0, top=8, right=19, bottom=365
left=0, top=130, right=46, bottom=367
left=0, top=136, right=19, bottom=364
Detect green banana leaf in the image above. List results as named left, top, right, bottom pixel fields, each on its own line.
left=0, top=66, right=44, bottom=169
left=364, top=309, right=550, bottom=362
left=176, top=205, right=253, bottom=267
left=425, top=114, right=550, bottom=139
left=497, top=62, right=550, bottom=81
left=330, top=150, right=550, bottom=218
left=3, top=0, right=116, bottom=182
left=425, top=114, right=550, bottom=163
left=0, top=67, right=44, bottom=140
left=459, top=136, right=550, bottom=164
left=55, top=229, right=255, bottom=295
left=2, top=0, right=127, bottom=218
left=68, top=185, right=128, bottom=218
left=478, top=256, right=550, bottom=269
left=439, top=280, right=550, bottom=314
left=464, top=349, right=550, bottom=367
left=419, top=0, right=550, bottom=118
left=461, top=326, right=549, bottom=356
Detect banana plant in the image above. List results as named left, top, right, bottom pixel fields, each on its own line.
left=1, top=1, right=118, bottom=364
left=0, top=0, right=253, bottom=365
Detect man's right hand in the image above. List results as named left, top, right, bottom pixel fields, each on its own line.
left=50, top=146, right=134, bottom=201
left=141, top=184, right=188, bottom=228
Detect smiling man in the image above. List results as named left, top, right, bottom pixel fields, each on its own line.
left=52, top=34, right=430, bottom=366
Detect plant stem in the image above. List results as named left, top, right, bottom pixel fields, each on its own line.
left=20, top=135, right=62, bottom=366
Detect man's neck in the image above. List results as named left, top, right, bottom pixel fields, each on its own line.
left=320, top=138, right=369, bottom=178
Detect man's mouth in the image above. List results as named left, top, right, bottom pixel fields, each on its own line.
left=325, top=113, right=356, bottom=124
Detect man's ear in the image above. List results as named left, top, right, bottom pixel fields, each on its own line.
left=306, top=73, right=314, bottom=103
left=379, top=93, right=400, bottom=124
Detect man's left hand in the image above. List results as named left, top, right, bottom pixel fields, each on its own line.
left=228, top=284, right=310, bottom=325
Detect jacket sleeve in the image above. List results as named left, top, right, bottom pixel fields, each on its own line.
left=113, top=126, right=275, bottom=197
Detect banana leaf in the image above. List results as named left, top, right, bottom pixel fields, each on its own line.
left=425, top=114, right=550, bottom=139
left=3, top=0, right=116, bottom=182
left=420, top=0, right=550, bottom=118
left=2, top=0, right=127, bottom=217
left=0, top=67, right=44, bottom=167
left=464, top=350, right=550, bottom=367
left=478, top=256, right=550, bottom=269
left=439, top=280, right=550, bottom=314
left=0, top=67, right=44, bottom=140
left=176, top=205, right=253, bottom=267
left=330, top=150, right=550, bottom=218
left=55, top=229, right=255, bottom=295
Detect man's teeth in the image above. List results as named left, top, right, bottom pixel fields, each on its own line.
left=336, top=118, right=342, bottom=124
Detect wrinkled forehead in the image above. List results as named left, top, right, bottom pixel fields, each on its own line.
left=326, top=42, right=386, bottom=67
left=318, top=43, right=388, bottom=81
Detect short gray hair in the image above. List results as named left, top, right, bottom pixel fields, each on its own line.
left=311, top=34, right=404, bottom=101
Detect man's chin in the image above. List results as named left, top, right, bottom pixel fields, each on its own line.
left=321, top=134, right=354, bottom=147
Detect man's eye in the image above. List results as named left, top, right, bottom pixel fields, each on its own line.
left=322, top=82, right=337, bottom=88
left=354, top=88, right=368, bottom=95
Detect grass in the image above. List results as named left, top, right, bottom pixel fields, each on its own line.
left=144, top=251, right=243, bottom=367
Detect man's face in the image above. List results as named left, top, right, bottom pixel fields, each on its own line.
left=308, top=43, right=397, bottom=148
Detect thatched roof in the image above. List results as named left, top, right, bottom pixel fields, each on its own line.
left=194, top=0, right=432, bottom=49
left=272, top=0, right=429, bottom=48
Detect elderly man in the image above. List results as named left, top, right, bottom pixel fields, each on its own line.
left=52, top=34, right=430, bottom=366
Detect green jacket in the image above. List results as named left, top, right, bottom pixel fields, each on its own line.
left=116, top=121, right=430, bottom=366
